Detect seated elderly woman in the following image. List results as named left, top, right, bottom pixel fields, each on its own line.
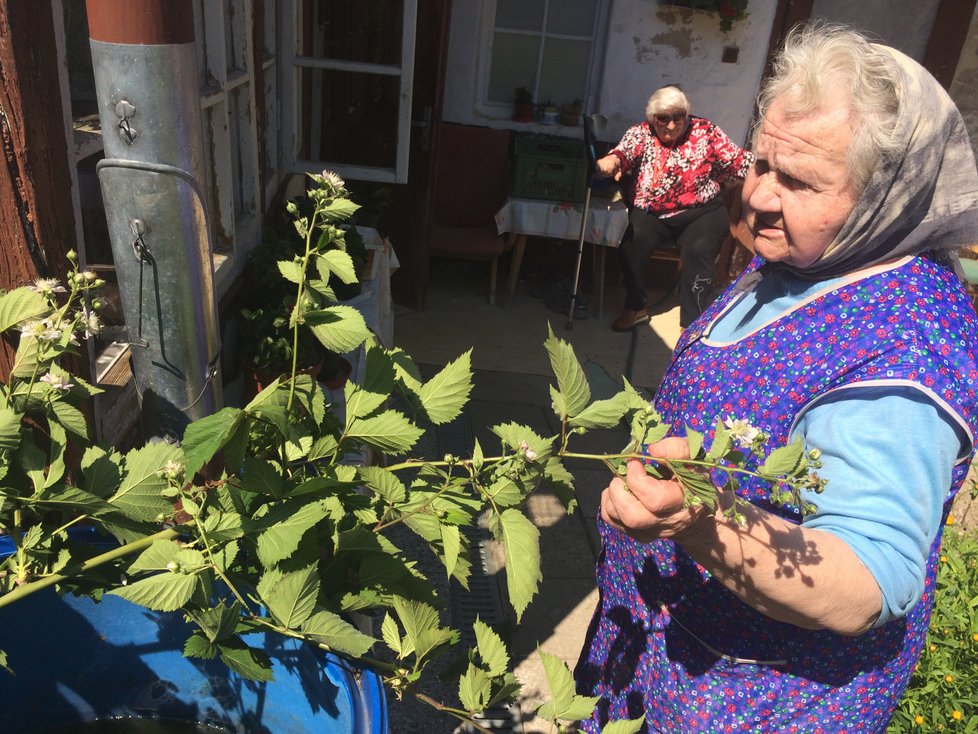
left=595, top=85, right=752, bottom=331
left=575, top=23, right=978, bottom=733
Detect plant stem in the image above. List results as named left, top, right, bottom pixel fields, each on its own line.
left=0, top=526, right=182, bottom=610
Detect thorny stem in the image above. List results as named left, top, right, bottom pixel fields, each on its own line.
left=287, top=207, right=321, bottom=413
left=413, top=693, right=495, bottom=734
left=0, top=526, right=182, bottom=611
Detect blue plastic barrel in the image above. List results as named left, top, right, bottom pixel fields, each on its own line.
left=0, top=533, right=388, bottom=733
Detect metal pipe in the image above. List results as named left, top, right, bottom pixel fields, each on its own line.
left=87, top=0, right=222, bottom=440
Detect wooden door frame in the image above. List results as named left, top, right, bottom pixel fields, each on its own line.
left=388, top=0, right=452, bottom=309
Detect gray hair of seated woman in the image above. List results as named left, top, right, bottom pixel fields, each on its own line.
left=753, top=22, right=902, bottom=194
left=645, top=85, right=690, bottom=119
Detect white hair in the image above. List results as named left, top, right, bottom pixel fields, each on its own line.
left=645, top=86, right=690, bottom=119
left=753, top=22, right=902, bottom=193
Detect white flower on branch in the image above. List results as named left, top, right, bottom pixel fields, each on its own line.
left=723, top=416, right=761, bottom=448
left=29, top=278, right=67, bottom=296
left=39, top=372, right=73, bottom=392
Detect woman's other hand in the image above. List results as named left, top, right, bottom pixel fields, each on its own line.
left=600, top=437, right=715, bottom=543
left=595, top=154, right=622, bottom=181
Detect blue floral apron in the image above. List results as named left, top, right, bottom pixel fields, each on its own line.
left=576, top=256, right=978, bottom=733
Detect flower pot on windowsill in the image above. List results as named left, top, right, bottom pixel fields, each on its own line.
left=512, top=101, right=535, bottom=123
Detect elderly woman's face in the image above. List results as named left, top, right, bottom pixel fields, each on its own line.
left=651, top=109, right=689, bottom=146
left=743, top=94, right=859, bottom=268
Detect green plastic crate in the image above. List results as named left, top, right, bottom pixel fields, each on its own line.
left=510, top=136, right=588, bottom=203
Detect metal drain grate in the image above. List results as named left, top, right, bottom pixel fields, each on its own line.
left=450, top=524, right=522, bottom=734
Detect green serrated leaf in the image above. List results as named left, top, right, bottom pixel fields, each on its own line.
left=306, top=305, right=370, bottom=353
left=110, top=442, right=183, bottom=522
left=0, top=287, right=49, bottom=332
left=473, top=618, right=509, bottom=676
left=301, top=608, right=377, bottom=657
left=758, top=440, right=805, bottom=477
left=601, top=716, right=647, bottom=734
left=686, top=427, right=704, bottom=460
left=184, top=632, right=219, bottom=660
left=539, top=650, right=576, bottom=711
left=80, top=446, right=123, bottom=499
left=346, top=410, right=422, bottom=453
left=277, top=259, right=304, bottom=284
left=343, top=382, right=387, bottom=422
left=441, top=523, right=461, bottom=579
left=495, top=508, right=541, bottom=622
left=240, top=456, right=285, bottom=498
left=257, top=563, right=320, bottom=629
left=672, top=465, right=718, bottom=511
left=458, top=663, right=491, bottom=713
left=391, top=597, right=441, bottom=659
left=317, top=249, right=358, bottom=285
left=50, top=400, right=89, bottom=440
left=107, top=569, right=199, bottom=612
left=381, top=612, right=402, bottom=656
left=321, top=197, right=360, bottom=222
left=544, top=324, right=590, bottom=416
left=569, top=393, right=629, bottom=429
left=34, top=485, right=115, bottom=516
left=256, top=499, right=330, bottom=567
left=357, top=465, right=406, bottom=505
left=182, top=407, right=247, bottom=480
left=0, top=407, right=22, bottom=457
left=217, top=637, right=275, bottom=682
left=418, top=350, right=473, bottom=424
left=537, top=651, right=601, bottom=722
left=706, top=417, right=732, bottom=461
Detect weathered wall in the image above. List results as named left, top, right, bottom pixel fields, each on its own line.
left=442, top=0, right=777, bottom=147
left=593, top=1, right=778, bottom=146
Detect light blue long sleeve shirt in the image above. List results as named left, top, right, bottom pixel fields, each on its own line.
left=706, top=273, right=968, bottom=625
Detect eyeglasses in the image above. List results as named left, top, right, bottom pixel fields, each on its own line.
left=653, top=112, right=687, bottom=125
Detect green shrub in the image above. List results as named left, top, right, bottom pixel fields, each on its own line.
left=889, top=521, right=978, bottom=732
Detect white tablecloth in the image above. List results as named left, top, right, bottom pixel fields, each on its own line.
left=494, top=196, right=629, bottom=247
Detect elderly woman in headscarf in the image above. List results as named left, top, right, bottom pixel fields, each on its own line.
left=575, top=22, right=978, bottom=733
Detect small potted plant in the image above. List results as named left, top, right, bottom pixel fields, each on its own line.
left=512, top=86, right=534, bottom=122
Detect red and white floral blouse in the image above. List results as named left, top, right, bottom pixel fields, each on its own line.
left=609, top=115, right=754, bottom=217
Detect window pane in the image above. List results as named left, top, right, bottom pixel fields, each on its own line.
left=546, top=0, right=598, bottom=36
left=298, top=69, right=398, bottom=169
left=488, top=32, right=541, bottom=103
left=538, top=38, right=591, bottom=106
left=304, top=0, right=403, bottom=66
left=495, top=0, right=544, bottom=31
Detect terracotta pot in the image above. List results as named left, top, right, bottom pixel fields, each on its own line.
left=512, top=101, right=534, bottom=123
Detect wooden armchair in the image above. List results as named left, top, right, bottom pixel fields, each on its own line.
left=428, top=123, right=513, bottom=304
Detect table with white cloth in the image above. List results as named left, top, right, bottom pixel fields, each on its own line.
left=494, top=195, right=630, bottom=317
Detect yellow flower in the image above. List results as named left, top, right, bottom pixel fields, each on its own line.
left=915, top=715, right=924, bottom=725
left=940, top=555, right=948, bottom=563
left=945, top=674, right=954, bottom=683
left=946, top=514, right=955, bottom=525
left=953, top=711, right=963, bottom=720
left=972, top=633, right=978, bottom=642
left=929, top=644, right=938, bottom=652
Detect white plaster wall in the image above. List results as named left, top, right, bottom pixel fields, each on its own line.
left=442, top=0, right=778, bottom=148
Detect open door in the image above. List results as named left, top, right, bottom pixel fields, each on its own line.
left=280, top=0, right=450, bottom=310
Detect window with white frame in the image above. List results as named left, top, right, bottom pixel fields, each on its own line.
left=482, top=0, right=606, bottom=114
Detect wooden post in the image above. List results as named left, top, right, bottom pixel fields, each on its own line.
left=0, top=2, right=81, bottom=378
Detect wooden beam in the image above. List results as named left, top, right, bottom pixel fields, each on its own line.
left=0, top=2, right=83, bottom=378
left=922, top=0, right=978, bottom=89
